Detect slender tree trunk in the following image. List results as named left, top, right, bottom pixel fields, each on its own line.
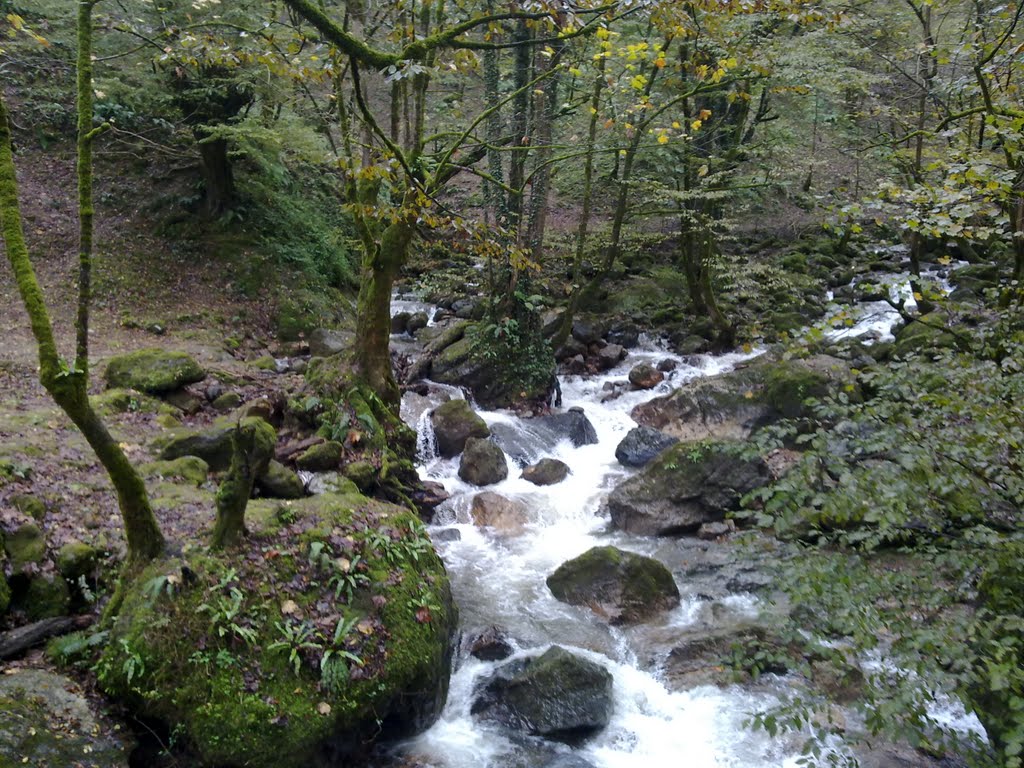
left=0, top=94, right=165, bottom=566
left=482, top=4, right=506, bottom=226
left=76, top=0, right=96, bottom=373
left=197, top=136, right=234, bottom=218
left=211, top=421, right=273, bottom=550
left=507, top=18, right=532, bottom=223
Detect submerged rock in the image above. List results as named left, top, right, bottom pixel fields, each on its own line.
left=458, top=438, right=508, bottom=486
left=0, top=668, right=132, bottom=767
left=547, top=546, right=680, bottom=624
left=466, top=626, right=515, bottom=661
left=614, top=426, right=678, bottom=468
left=430, top=399, right=491, bottom=458
left=471, top=492, right=529, bottom=535
left=103, top=348, right=205, bottom=394
left=522, top=458, right=570, bottom=486
left=607, top=441, right=769, bottom=536
left=471, top=646, right=613, bottom=743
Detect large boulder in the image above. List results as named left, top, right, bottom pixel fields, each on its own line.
left=546, top=546, right=679, bottom=624
left=0, top=668, right=132, bottom=767
left=308, top=328, right=353, bottom=358
left=98, top=493, right=457, bottom=768
left=631, top=355, right=855, bottom=441
left=157, top=418, right=275, bottom=472
left=458, top=438, right=508, bottom=486
left=103, top=348, right=205, bottom=394
left=471, top=492, right=529, bottom=536
left=256, top=460, right=306, bottom=499
left=295, top=441, right=344, bottom=472
left=490, top=408, right=598, bottom=466
left=614, top=426, right=679, bottom=468
left=471, top=646, right=613, bottom=742
left=430, top=400, right=490, bottom=458
left=522, top=458, right=570, bottom=486
left=607, top=441, right=769, bottom=536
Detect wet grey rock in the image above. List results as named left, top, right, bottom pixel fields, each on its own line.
left=571, top=320, right=606, bottom=345
left=522, top=458, right=570, bottom=486
left=391, top=311, right=411, bottom=334
left=431, top=400, right=491, bottom=458
left=407, top=311, right=429, bottom=335
left=614, top=426, right=678, bottom=468
left=490, top=408, right=598, bottom=466
left=472, top=646, right=613, bottom=742
left=467, top=626, right=515, bottom=661
left=471, top=492, right=529, bottom=535
left=544, top=756, right=598, bottom=768
left=458, top=438, right=509, bottom=486
left=308, top=328, right=353, bottom=357
left=596, top=344, right=625, bottom=370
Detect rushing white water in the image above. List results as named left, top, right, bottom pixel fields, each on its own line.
left=385, top=333, right=834, bottom=768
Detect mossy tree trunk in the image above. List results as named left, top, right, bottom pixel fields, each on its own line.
left=0, top=75, right=165, bottom=565
left=211, top=421, right=274, bottom=550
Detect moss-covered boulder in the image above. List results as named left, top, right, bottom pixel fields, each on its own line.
left=256, top=460, right=306, bottom=499
left=632, top=354, right=855, bottom=441
left=892, top=313, right=961, bottom=358
left=11, top=493, right=46, bottom=520
left=103, top=348, right=205, bottom=394
left=5, top=521, right=46, bottom=571
left=341, top=460, right=377, bottom=492
left=142, top=456, right=210, bottom=487
left=91, top=387, right=174, bottom=416
left=458, top=438, right=508, bottom=487
left=211, top=391, right=243, bottom=412
left=158, top=419, right=272, bottom=472
left=547, top=546, right=679, bottom=624
left=56, top=540, right=100, bottom=581
left=0, top=668, right=131, bottom=767
left=296, top=441, right=344, bottom=472
left=430, top=399, right=490, bottom=458
left=97, top=492, right=456, bottom=768
left=20, top=573, right=72, bottom=620
left=607, top=441, right=770, bottom=536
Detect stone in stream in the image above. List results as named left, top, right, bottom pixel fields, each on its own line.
left=471, top=492, right=529, bottom=536
left=547, top=546, right=680, bottom=625
left=607, top=441, right=769, bottom=536
left=596, top=343, right=625, bottom=371
left=614, top=426, right=679, bottom=468
left=458, top=438, right=509, bottom=486
left=628, top=362, right=664, bottom=390
left=522, top=457, right=570, bottom=486
left=466, top=625, right=515, bottom=661
left=430, top=399, right=490, bottom=458
left=543, top=756, right=598, bottom=768
left=0, top=668, right=132, bottom=767
left=490, top=407, right=598, bottom=466
left=471, top=646, right=613, bottom=743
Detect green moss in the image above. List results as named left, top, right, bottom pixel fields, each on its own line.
left=5, top=521, right=46, bottom=571
left=56, top=540, right=99, bottom=580
left=763, top=361, right=830, bottom=419
left=295, top=441, right=344, bottom=472
left=103, top=348, right=206, bottom=394
left=97, top=495, right=455, bottom=767
left=251, top=355, right=278, bottom=372
left=21, top=574, right=72, bottom=620
left=0, top=572, right=10, bottom=614
left=11, top=493, right=46, bottom=520
left=141, top=456, right=210, bottom=487
left=90, top=387, right=170, bottom=416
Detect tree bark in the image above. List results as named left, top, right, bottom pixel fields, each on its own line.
left=211, top=421, right=274, bottom=550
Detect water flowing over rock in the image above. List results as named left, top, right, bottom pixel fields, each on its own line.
left=628, top=362, right=664, bottom=390
left=614, top=426, right=679, bottom=467
left=489, top=408, right=598, bottom=466
left=430, top=399, right=491, bottom=458
left=522, top=458, right=571, bottom=486
left=471, top=646, right=613, bottom=743
left=607, top=441, right=770, bottom=535
left=471, top=492, right=529, bottom=536
left=458, top=438, right=509, bottom=486
left=546, top=546, right=680, bottom=624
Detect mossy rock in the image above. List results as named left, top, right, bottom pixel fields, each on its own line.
left=893, top=314, right=960, bottom=358
left=141, top=456, right=210, bottom=487
left=103, top=348, right=206, bottom=394
left=762, top=359, right=834, bottom=418
left=256, top=460, right=306, bottom=499
left=546, top=546, right=680, bottom=624
left=90, top=387, right=173, bottom=417
left=97, top=495, right=457, bottom=768
left=341, top=460, right=376, bottom=492
left=0, top=572, right=10, bottom=614
left=429, top=399, right=490, bottom=458
left=0, top=669, right=131, bottom=767
left=11, top=493, right=46, bottom=520
left=18, top=573, right=72, bottom=620
left=211, top=391, right=243, bottom=412
left=157, top=418, right=274, bottom=472
left=56, top=540, right=100, bottom=581
left=296, top=441, right=344, bottom=472
left=5, top=521, right=46, bottom=571
left=251, top=355, right=278, bottom=372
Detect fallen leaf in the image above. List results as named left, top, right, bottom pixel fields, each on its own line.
left=317, top=702, right=332, bottom=715
left=281, top=599, right=299, bottom=615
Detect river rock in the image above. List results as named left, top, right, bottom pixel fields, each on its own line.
left=544, top=756, right=598, bottom=768
left=471, top=492, right=528, bottom=535
left=572, top=320, right=606, bottom=345
left=628, top=362, right=664, bottom=389
left=596, top=344, right=625, bottom=370
left=459, top=438, right=508, bottom=486
left=0, top=668, right=132, bottom=767
left=256, top=460, right=306, bottom=499
left=607, top=441, right=769, bottom=536
left=308, top=327, right=353, bottom=357
left=489, top=408, right=598, bottom=466
left=4, top=521, right=46, bottom=572
left=407, top=311, right=429, bottom=335
left=614, top=426, right=678, bottom=467
left=158, top=417, right=276, bottom=472
left=103, top=348, right=205, bottom=394
left=522, top=458, right=570, bottom=486
left=539, top=408, right=599, bottom=448
left=547, top=546, right=680, bottom=624
left=467, top=625, right=515, bottom=661
left=391, top=311, right=411, bottom=334
left=431, top=400, right=491, bottom=458
left=631, top=355, right=855, bottom=442
left=471, top=646, right=613, bottom=742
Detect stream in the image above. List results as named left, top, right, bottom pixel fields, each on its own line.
left=379, top=261, right=973, bottom=768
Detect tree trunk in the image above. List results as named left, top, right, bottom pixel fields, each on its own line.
left=0, top=94, right=166, bottom=566
left=197, top=135, right=234, bottom=218
left=211, top=422, right=274, bottom=550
